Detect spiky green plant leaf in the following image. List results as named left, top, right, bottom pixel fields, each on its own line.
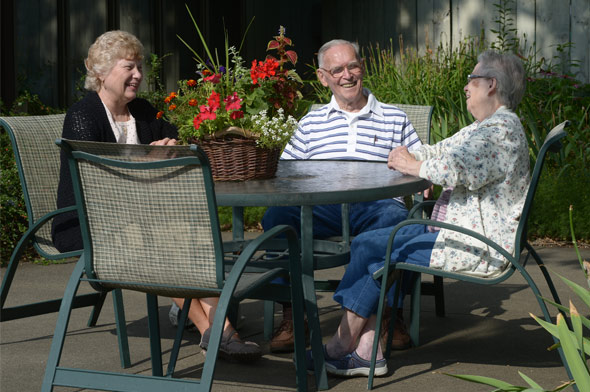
left=556, top=314, right=590, bottom=391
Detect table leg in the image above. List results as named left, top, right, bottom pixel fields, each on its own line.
left=232, top=206, right=244, bottom=242
left=301, top=205, right=329, bottom=390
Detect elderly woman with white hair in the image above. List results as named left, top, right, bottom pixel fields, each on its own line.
left=53, top=30, right=262, bottom=363
left=313, top=50, right=530, bottom=377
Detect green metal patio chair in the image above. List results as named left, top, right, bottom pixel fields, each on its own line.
left=0, top=115, right=130, bottom=368
left=41, top=140, right=308, bottom=392
left=368, top=120, right=572, bottom=389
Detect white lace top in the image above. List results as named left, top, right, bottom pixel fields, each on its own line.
left=103, top=103, right=139, bottom=144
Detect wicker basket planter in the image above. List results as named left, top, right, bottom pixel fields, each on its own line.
left=195, top=136, right=281, bottom=181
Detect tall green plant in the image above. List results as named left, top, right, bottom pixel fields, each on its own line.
left=137, top=52, right=172, bottom=113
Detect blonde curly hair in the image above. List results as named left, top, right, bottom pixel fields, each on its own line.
left=84, top=30, right=144, bottom=92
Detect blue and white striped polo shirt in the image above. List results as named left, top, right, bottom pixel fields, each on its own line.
left=281, top=90, right=422, bottom=161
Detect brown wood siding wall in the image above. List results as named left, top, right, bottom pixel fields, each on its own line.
left=1, top=0, right=587, bottom=109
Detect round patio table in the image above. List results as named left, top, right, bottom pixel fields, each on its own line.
left=214, top=159, right=429, bottom=207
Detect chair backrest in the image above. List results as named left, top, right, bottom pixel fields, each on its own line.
left=308, top=103, right=433, bottom=145
left=58, top=139, right=226, bottom=297
left=0, top=114, right=66, bottom=257
left=516, top=120, right=569, bottom=252
left=394, top=104, right=433, bottom=145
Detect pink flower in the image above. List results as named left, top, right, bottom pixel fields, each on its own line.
left=204, top=74, right=222, bottom=84
left=193, top=115, right=203, bottom=130
left=224, top=92, right=242, bottom=111
left=200, top=105, right=217, bottom=121
left=207, top=91, right=220, bottom=111
left=230, top=110, right=244, bottom=120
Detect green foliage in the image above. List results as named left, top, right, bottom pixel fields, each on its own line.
left=529, top=167, right=590, bottom=240
left=217, top=206, right=266, bottom=230
left=137, top=52, right=172, bottom=112
left=0, top=130, right=29, bottom=265
left=362, top=36, right=482, bottom=143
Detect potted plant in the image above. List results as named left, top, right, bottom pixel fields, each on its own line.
left=160, top=6, right=303, bottom=181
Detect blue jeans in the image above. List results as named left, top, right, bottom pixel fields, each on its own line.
left=261, top=199, right=409, bottom=238
left=333, top=224, right=438, bottom=319
left=262, top=199, right=409, bottom=297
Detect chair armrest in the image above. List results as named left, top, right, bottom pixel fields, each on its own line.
left=373, top=218, right=518, bottom=283
left=407, top=200, right=436, bottom=218
left=18, top=205, right=82, bottom=259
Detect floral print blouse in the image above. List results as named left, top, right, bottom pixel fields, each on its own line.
left=412, top=106, right=530, bottom=277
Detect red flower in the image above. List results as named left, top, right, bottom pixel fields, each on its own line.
left=200, top=105, right=217, bottom=121
left=168, top=104, right=177, bottom=111
left=250, top=58, right=280, bottom=85
left=156, top=111, right=164, bottom=119
left=223, top=92, right=242, bottom=111
left=188, top=98, right=198, bottom=107
left=230, top=110, right=244, bottom=120
left=193, top=115, right=203, bottom=130
left=207, top=91, right=220, bottom=111
left=204, top=74, right=222, bottom=84
left=186, top=79, right=197, bottom=87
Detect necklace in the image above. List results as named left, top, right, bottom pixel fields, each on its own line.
left=116, top=121, right=128, bottom=139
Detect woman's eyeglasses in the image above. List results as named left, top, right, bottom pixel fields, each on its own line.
left=320, top=62, right=363, bottom=78
left=467, top=74, right=488, bottom=83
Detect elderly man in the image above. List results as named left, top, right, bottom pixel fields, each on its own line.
left=262, top=39, right=424, bottom=353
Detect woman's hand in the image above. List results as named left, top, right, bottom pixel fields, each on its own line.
left=150, top=137, right=177, bottom=146
left=387, top=146, right=422, bottom=177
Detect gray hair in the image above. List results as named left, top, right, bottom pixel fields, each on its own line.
left=317, top=39, right=361, bottom=68
left=476, top=50, right=526, bottom=110
left=84, top=30, right=144, bottom=91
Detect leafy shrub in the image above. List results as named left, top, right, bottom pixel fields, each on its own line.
left=529, top=167, right=590, bottom=240
left=0, top=130, right=29, bottom=265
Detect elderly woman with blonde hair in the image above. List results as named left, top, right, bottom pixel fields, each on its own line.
left=53, top=30, right=261, bottom=362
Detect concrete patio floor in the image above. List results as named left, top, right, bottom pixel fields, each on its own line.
left=1, top=243, right=588, bottom=391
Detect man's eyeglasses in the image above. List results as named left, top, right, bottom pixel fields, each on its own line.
left=467, top=74, right=488, bottom=83
left=320, top=62, right=363, bottom=78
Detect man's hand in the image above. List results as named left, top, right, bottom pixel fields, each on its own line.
left=150, top=137, right=177, bottom=146
left=387, top=146, right=422, bottom=177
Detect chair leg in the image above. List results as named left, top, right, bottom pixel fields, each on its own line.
left=41, top=258, right=85, bottom=392
left=515, top=260, right=575, bottom=387
left=112, top=289, right=131, bottom=368
left=526, top=243, right=568, bottom=320
left=167, top=298, right=189, bottom=377
left=409, top=273, right=422, bottom=347
left=146, top=294, right=163, bottom=377
left=433, top=276, right=445, bottom=317
left=86, top=291, right=107, bottom=327
left=304, top=274, right=329, bottom=391
left=264, top=300, right=275, bottom=340
left=289, top=268, right=308, bottom=392
left=369, top=268, right=398, bottom=390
